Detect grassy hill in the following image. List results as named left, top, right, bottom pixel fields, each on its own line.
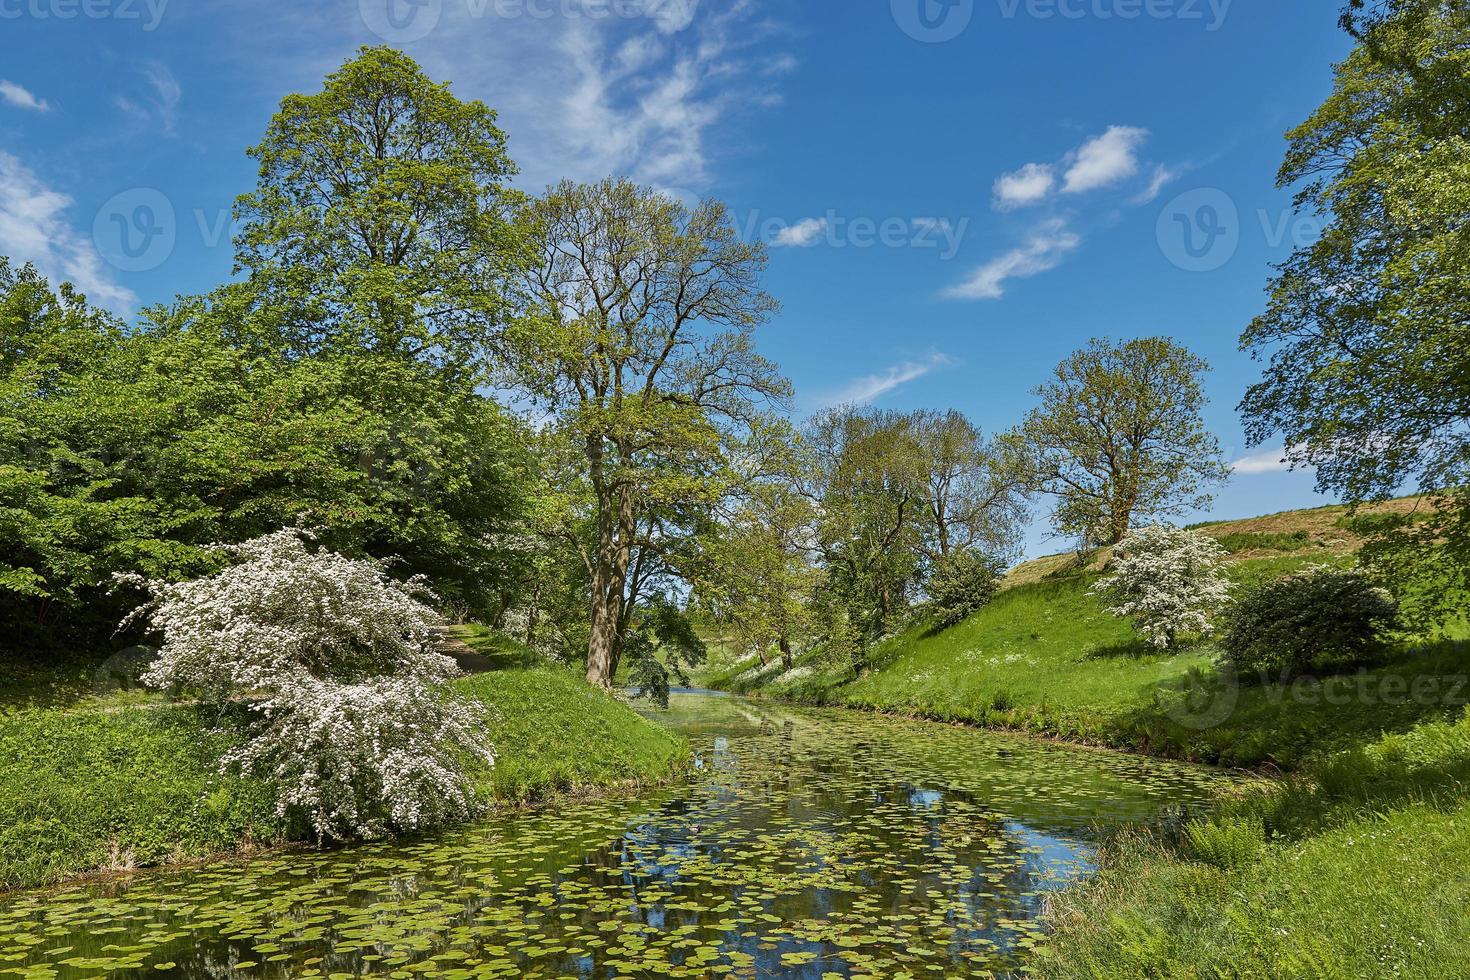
left=1003, top=496, right=1428, bottom=587
left=702, top=496, right=1470, bottom=977
left=703, top=497, right=1465, bottom=769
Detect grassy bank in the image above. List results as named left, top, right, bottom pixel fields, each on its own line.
left=1036, top=709, right=1470, bottom=977
left=709, top=565, right=1468, bottom=768
left=0, top=636, right=686, bottom=892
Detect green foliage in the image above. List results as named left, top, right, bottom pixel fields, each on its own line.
left=228, top=45, right=526, bottom=361
left=1215, top=529, right=1310, bottom=553
left=451, top=651, right=687, bottom=801
left=926, top=549, right=1003, bottom=629
left=1037, top=707, right=1470, bottom=979
left=0, top=706, right=282, bottom=891
left=0, top=638, right=686, bottom=890
left=506, top=177, right=789, bottom=688
left=1183, top=816, right=1265, bottom=870
left=1239, top=0, right=1470, bottom=629
left=711, top=553, right=1468, bottom=769
left=1219, top=565, right=1400, bottom=679
left=1011, top=337, right=1229, bottom=547
left=620, top=597, right=708, bottom=709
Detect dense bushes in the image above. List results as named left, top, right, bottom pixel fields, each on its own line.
left=926, top=549, right=1003, bottom=629
left=0, top=261, right=536, bottom=651
left=123, top=529, right=494, bottom=840
left=1219, top=565, right=1399, bottom=679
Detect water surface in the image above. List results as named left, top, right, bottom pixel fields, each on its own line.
left=0, top=692, right=1224, bottom=978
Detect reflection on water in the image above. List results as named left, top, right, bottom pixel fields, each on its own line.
left=0, top=692, right=1225, bottom=978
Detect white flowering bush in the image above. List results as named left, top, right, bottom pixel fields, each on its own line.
left=118, top=529, right=494, bottom=840
left=1092, top=524, right=1231, bottom=649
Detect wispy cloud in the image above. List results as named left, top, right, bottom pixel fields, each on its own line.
left=401, top=1, right=790, bottom=194
left=0, top=151, right=135, bottom=312
left=944, top=219, right=1080, bottom=300
left=0, top=80, right=50, bottom=113
left=1062, top=125, right=1149, bottom=194
left=1231, top=446, right=1305, bottom=475
left=115, top=61, right=181, bottom=135
left=1132, top=163, right=1179, bottom=204
left=771, top=216, right=827, bottom=247
left=992, top=162, right=1055, bottom=210
left=822, top=352, right=954, bottom=408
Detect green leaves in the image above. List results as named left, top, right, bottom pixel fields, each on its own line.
left=1013, top=337, right=1228, bottom=548
left=1239, top=1, right=1470, bottom=628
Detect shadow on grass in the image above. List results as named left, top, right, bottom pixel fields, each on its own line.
left=1107, top=639, right=1470, bottom=768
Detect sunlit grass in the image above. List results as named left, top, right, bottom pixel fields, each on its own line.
left=0, top=632, right=686, bottom=891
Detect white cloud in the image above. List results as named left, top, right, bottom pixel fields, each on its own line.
left=1063, top=125, right=1148, bottom=194
left=402, top=1, right=789, bottom=194
left=823, top=352, right=953, bottom=408
left=115, top=61, right=182, bottom=135
left=1231, top=446, right=1305, bottom=475
left=1132, top=164, right=1178, bottom=204
left=0, top=151, right=135, bottom=312
left=771, top=216, right=827, bottom=247
left=0, top=80, right=50, bottom=113
left=944, top=219, right=1080, bottom=300
left=992, top=162, right=1055, bottom=210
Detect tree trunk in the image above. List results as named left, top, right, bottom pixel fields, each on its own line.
left=585, top=474, right=637, bottom=690
left=778, top=636, right=793, bottom=671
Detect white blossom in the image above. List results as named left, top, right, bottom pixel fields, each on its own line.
left=117, top=528, right=494, bottom=840
left=1092, top=524, right=1231, bottom=649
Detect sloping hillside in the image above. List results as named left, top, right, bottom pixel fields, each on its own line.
left=1003, top=496, right=1429, bottom=587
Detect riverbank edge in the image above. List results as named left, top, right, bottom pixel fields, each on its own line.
left=0, top=667, right=692, bottom=895
left=0, top=757, right=693, bottom=901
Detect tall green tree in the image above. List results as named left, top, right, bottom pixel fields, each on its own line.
left=1013, top=337, right=1228, bottom=548
left=0, top=262, right=536, bottom=649
left=913, top=409, right=1029, bottom=565
left=226, top=46, right=527, bottom=364
left=1240, top=0, right=1470, bottom=625
left=506, top=178, right=790, bottom=690
left=807, top=407, right=929, bottom=660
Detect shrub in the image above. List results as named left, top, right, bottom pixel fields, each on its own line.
left=1185, top=816, right=1266, bottom=870
left=1093, top=525, right=1231, bottom=649
left=926, top=549, right=1003, bottom=629
left=119, top=529, right=493, bottom=840
left=1219, top=564, right=1399, bottom=679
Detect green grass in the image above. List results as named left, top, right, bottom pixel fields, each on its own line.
left=0, top=706, right=280, bottom=892
left=1214, top=529, right=1312, bottom=553
left=0, top=636, right=686, bottom=892
left=708, top=557, right=1468, bottom=768
left=1036, top=709, right=1470, bottom=978
left=456, top=668, right=687, bottom=802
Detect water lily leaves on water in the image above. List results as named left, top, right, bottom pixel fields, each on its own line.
left=0, top=694, right=1224, bottom=979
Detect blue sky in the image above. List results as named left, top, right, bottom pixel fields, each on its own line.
left=0, top=0, right=1354, bottom=556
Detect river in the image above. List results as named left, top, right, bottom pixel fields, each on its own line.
left=0, top=691, right=1224, bottom=978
